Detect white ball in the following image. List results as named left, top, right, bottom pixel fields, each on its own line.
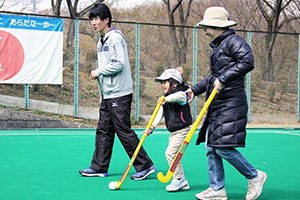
left=108, top=181, right=117, bottom=190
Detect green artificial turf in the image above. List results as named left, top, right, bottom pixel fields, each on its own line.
left=0, top=128, right=299, bottom=200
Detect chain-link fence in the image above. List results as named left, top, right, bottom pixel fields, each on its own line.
left=0, top=14, right=299, bottom=125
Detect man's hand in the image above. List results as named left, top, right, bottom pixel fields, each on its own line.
left=185, top=89, right=194, bottom=103
left=91, top=70, right=98, bottom=79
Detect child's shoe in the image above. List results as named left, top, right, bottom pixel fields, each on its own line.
left=166, top=177, right=190, bottom=192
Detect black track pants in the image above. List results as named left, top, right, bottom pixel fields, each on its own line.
left=90, top=94, right=153, bottom=173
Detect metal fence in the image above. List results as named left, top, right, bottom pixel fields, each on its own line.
left=0, top=14, right=299, bottom=124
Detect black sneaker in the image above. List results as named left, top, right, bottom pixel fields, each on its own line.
left=79, top=168, right=108, bottom=177
left=130, top=165, right=157, bottom=180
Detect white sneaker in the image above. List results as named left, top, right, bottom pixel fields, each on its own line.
left=195, top=187, right=228, bottom=200
left=246, top=170, right=267, bottom=200
left=166, top=177, right=190, bottom=192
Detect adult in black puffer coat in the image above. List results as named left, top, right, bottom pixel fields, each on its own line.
left=186, top=6, right=267, bottom=200
left=193, top=28, right=253, bottom=147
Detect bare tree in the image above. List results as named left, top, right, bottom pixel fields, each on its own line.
left=256, top=0, right=300, bottom=81
left=61, top=0, right=103, bottom=64
left=162, top=0, right=193, bottom=66
left=51, top=0, right=63, bottom=16
left=0, top=0, right=5, bottom=9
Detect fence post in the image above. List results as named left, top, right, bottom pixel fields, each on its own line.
left=298, top=35, right=300, bottom=122
left=24, top=0, right=37, bottom=109
left=247, top=31, right=252, bottom=122
left=24, top=84, right=29, bottom=108
left=193, top=27, right=197, bottom=120
left=135, top=23, right=140, bottom=122
left=74, top=19, right=79, bottom=117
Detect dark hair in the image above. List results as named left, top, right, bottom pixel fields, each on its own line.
left=89, top=3, right=112, bottom=27
left=165, top=78, right=186, bottom=95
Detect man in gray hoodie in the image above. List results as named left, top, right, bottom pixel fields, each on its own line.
left=79, top=2, right=156, bottom=180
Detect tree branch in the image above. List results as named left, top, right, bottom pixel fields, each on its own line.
left=0, top=0, right=5, bottom=9
left=256, top=0, right=271, bottom=23
left=278, top=16, right=300, bottom=30
left=162, top=0, right=170, bottom=12
left=171, top=0, right=183, bottom=14
left=273, top=0, right=282, bottom=31
left=183, top=0, right=193, bottom=25
left=281, top=0, right=293, bottom=11
left=261, top=0, right=275, bottom=12
left=79, top=1, right=103, bottom=17
left=66, top=0, right=75, bottom=18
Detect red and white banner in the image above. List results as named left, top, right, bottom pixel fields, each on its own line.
left=0, top=14, right=63, bottom=84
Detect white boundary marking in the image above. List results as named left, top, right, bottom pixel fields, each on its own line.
left=0, top=132, right=94, bottom=136
left=274, top=131, right=300, bottom=136
left=0, top=129, right=299, bottom=136
left=250, top=130, right=300, bottom=136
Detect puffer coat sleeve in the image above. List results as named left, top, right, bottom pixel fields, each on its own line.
left=192, top=29, right=254, bottom=148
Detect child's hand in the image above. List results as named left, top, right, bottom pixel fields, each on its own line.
left=157, top=97, right=166, bottom=105
left=144, top=126, right=154, bottom=136
left=185, top=89, right=194, bottom=103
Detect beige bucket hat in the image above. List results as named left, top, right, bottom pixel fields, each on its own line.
left=197, top=6, right=237, bottom=28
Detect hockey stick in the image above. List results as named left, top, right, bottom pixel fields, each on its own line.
left=157, top=87, right=217, bottom=183
left=112, top=96, right=165, bottom=190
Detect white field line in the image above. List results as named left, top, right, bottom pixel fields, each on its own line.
left=0, top=130, right=299, bottom=136
left=274, top=131, right=300, bottom=136
left=0, top=132, right=150, bottom=136
left=250, top=130, right=300, bottom=136
left=0, top=132, right=94, bottom=136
